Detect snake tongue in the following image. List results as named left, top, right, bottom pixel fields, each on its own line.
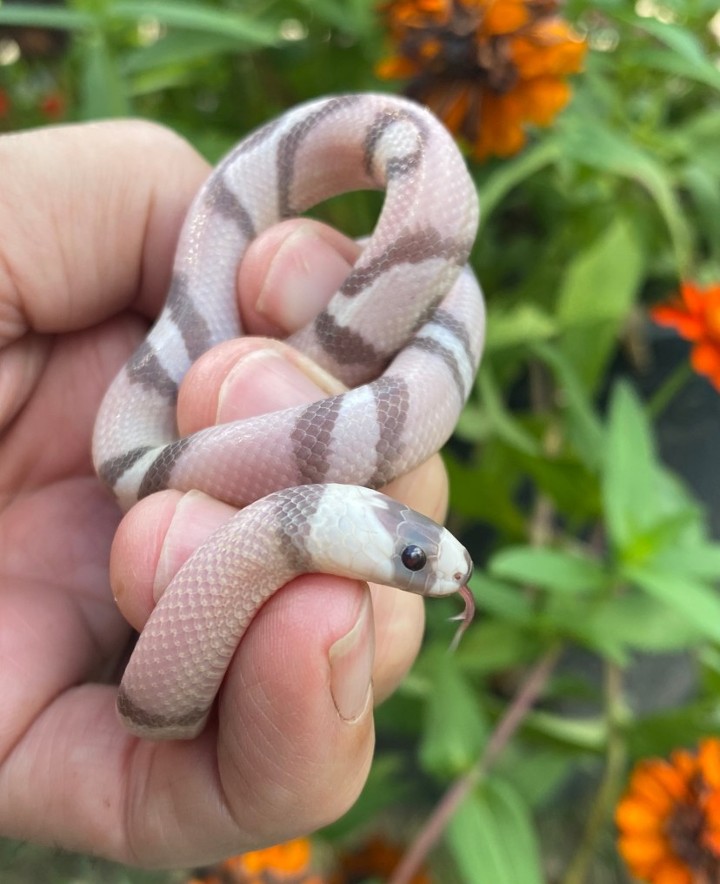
left=447, top=585, right=475, bottom=652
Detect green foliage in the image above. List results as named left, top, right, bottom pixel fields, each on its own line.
left=2, top=1, right=720, bottom=882
left=447, top=780, right=544, bottom=884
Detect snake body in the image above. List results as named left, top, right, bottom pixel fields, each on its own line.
left=93, top=93, right=485, bottom=740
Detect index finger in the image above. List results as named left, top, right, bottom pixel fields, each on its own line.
left=0, top=120, right=209, bottom=344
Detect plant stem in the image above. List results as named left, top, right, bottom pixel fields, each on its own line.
left=388, top=643, right=563, bottom=884
left=560, top=662, right=627, bottom=884
left=646, top=360, right=692, bottom=419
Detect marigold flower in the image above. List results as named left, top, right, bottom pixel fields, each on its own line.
left=376, top=0, right=586, bottom=160
left=188, top=837, right=324, bottom=883
left=186, top=834, right=431, bottom=883
left=651, top=281, right=720, bottom=393
left=616, top=739, right=720, bottom=883
left=329, top=835, right=432, bottom=884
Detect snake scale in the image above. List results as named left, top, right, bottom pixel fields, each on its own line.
left=93, top=93, right=485, bottom=740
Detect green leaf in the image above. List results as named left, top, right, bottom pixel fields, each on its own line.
left=678, top=110, right=720, bottom=178
left=446, top=782, right=543, bottom=884
left=680, top=165, right=720, bottom=264
left=625, top=564, right=720, bottom=644
left=602, top=382, right=659, bottom=554
left=419, top=650, right=488, bottom=778
left=627, top=700, right=720, bottom=759
left=651, top=544, right=720, bottom=581
left=491, top=547, right=608, bottom=594
left=456, top=620, right=539, bottom=673
left=587, top=591, right=703, bottom=652
left=478, top=367, right=540, bottom=456
left=525, top=711, right=606, bottom=751
left=110, top=2, right=279, bottom=46
left=477, top=139, right=561, bottom=227
left=79, top=32, right=129, bottom=119
left=484, top=303, right=557, bottom=354
left=556, top=216, right=644, bottom=391
left=557, top=112, right=693, bottom=272
left=602, top=385, right=702, bottom=563
left=470, top=573, right=535, bottom=624
left=498, top=746, right=573, bottom=808
left=513, top=452, right=601, bottom=524
left=121, top=30, right=246, bottom=75
left=445, top=446, right=526, bottom=534
left=295, top=0, right=373, bottom=34
left=542, top=596, right=629, bottom=662
left=630, top=17, right=720, bottom=91
left=454, top=402, right=490, bottom=442
left=0, top=3, right=93, bottom=28
left=529, top=341, right=605, bottom=471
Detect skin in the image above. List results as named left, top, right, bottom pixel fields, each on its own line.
left=0, top=120, right=449, bottom=868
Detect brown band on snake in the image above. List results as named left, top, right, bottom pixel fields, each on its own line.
left=368, top=375, right=410, bottom=488
left=206, top=175, right=257, bottom=240
left=406, top=337, right=467, bottom=401
left=233, top=116, right=283, bottom=156
left=339, top=227, right=471, bottom=298
left=313, top=310, right=383, bottom=366
left=97, top=446, right=153, bottom=489
left=167, top=274, right=214, bottom=361
left=362, top=107, right=428, bottom=183
left=291, top=396, right=343, bottom=484
left=126, top=340, right=178, bottom=400
left=277, top=94, right=364, bottom=217
left=137, top=436, right=194, bottom=499
left=117, top=686, right=207, bottom=732
left=274, top=485, right=325, bottom=571
left=429, top=307, right=477, bottom=367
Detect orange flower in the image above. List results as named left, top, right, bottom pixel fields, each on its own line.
left=616, top=739, right=720, bottom=883
left=651, top=281, right=720, bottom=393
left=329, top=835, right=432, bottom=884
left=376, top=0, right=586, bottom=160
left=188, top=837, right=324, bottom=884
left=39, top=90, right=66, bottom=120
left=186, top=834, right=431, bottom=883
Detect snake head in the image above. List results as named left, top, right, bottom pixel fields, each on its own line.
left=310, top=485, right=474, bottom=630
left=342, top=488, right=474, bottom=597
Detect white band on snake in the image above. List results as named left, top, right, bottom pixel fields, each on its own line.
left=93, top=93, right=485, bottom=741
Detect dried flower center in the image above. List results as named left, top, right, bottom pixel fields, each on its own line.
left=393, top=4, right=522, bottom=94
left=665, top=796, right=720, bottom=879
left=377, top=0, right=586, bottom=161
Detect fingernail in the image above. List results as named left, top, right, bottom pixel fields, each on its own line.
left=217, top=348, right=328, bottom=421
left=329, top=592, right=374, bottom=723
left=256, top=224, right=352, bottom=330
left=155, top=490, right=235, bottom=601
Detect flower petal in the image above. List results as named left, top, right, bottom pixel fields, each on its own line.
left=484, top=0, right=531, bottom=36
left=616, top=796, right=666, bottom=834
left=651, top=304, right=705, bottom=341
left=632, top=760, right=692, bottom=808
left=618, top=833, right=671, bottom=875
left=691, top=342, right=720, bottom=391
left=652, top=857, right=694, bottom=884
left=699, top=739, right=720, bottom=789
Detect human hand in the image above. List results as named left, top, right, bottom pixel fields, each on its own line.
left=0, top=120, right=448, bottom=867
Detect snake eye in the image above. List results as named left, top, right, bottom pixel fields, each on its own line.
left=401, top=544, right=427, bottom=572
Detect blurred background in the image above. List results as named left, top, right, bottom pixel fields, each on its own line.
left=1, top=1, right=720, bottom=881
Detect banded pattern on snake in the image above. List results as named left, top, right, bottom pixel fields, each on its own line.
left=93, top=93, right=485, bottom=740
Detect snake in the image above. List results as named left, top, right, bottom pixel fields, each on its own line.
left=92, top=93, right=485, bottom=741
